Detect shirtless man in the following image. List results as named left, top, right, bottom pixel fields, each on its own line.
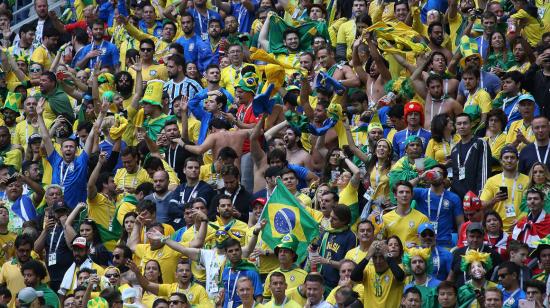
left=316, top=47, right=360, bottom=89
left=398, top=52, right=459, bottom=100
left=423, top=74, right=463, bottom=128
left=181, top=118, right=251, bottom=166
left=250, top=118, right=318, bottom=193
left=352, top=35, right=392, bottom=107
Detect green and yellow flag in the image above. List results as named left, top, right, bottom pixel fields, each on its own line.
left=267, top=14, right=330, bottom=55
left=260, top=179, right=319, bottom=262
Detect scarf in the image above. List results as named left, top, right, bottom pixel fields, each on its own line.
left=229, top=259, right=258, bottom=272
left=60, top=258, right=93, bottom=293
left=317, top=227, right=349, bottom=272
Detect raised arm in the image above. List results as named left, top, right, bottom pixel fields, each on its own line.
left=258, top=12, right=273, bottom=50
left=87, top=151, right=108, bottom=200
left=36, top=97, right=55, bottom=156
left=300, top=76, right=314, bottom=120
left=127, top=260, right=161, bottom=294
left=63, top=202, right=86, bottom=243
left=18, top=173, right=45, bottom=206
left=147, top=228, right=201, bottom=260
left=183, top=133, right=215, bottom=155
left=84, top=99, right=108, bottom=154
left=366, top=33, right=392, bottom=83
left=212, top=0, right=231, bottom=13
left=352, top=38, right=369, bottom=84
left=243, top=220, right=266, bottom=257
left=264, top=120, right=288, bottom=142
left=250, top=117, right=266, bottom=168
left=344, top=122, right=369, bottom=163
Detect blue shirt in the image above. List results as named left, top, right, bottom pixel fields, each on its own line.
left=231, top=2, right=259, bottom=33
left=78, top=41, right=120, bottom=69
left=189, top=89, right=234, bottom=144
left=175, top=35, right=198, bottom=65
left=47, top=151, right=89, bottom=208
left=431, top=246, right=453, bottom=281
left=498, top=286, right=526, bottom=308
left=288, top=164, right=310, bottom=189
left=475, top=36, right=491, bottom=59
left=222, top=267, right=262, bottom=308
left=392, top=128, right=432, bottom=158
left=187, top=8, right=223, bottom=37
left=98, top=0, right=128, bottom=26
left=413, top=188, right=463, bottom=246
left=196, top=36, right=220, bottom=73
left=138, top=20, right=163, bottom=37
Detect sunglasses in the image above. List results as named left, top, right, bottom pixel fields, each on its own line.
left=105, top=273, right=120, bottom=278
left=30, top=68, right=42, bottom=73
left=141, top=48, right=154, bottom=52
left=112, top=254, right=121, bottom=259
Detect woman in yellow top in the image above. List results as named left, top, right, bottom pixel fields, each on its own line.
left=426, top=114, right=460, bottom=164
left=364, top=139, right=393, bottom=203
left=140, top=260, right=163, bottom=307
left=483, top=108, right=508, bottom=173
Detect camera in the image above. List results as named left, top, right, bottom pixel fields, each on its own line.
left=472, top=9, right=483, bottom=17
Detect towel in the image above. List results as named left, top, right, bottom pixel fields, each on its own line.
left=59, top=258, right=93, bottom=294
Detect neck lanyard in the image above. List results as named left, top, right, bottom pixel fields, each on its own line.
left=168, top=145, right=179, bottom=169
left=535, top=141, right=550, bottom=164
left=442, top=139, right=454, bottom=156
left=457, top=141, right=474, bottom=168
left=433, top=248, right=440, bottom=274
left=501, top=172, right=519, bottom=203
left=504, top=289, right=521, bottom=306
left=59, top=161, right=73, bottom=186
left=372, top=162, right=381, bottom=189
left=427, top=189, right=444, bottom=223
left=368, top=81, right=375, bottom=107
left=182, top=184, right=199, bottom=203
left=226, top=186, right=241, bottom=205
left=49, top=224, right=63, bottom=253
left=430, top=98, right=444, bottom=117
left=406, top=129, right=421, bottom=139
left=229, top=270, right=241, bottom=302
left=489, top=133, right=502, bottom=148
left=479, top=36, right=484, bottom=58
left=197, top=10, right=210, bottom=36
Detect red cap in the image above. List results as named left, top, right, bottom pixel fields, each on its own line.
left=404, top=101, right=424, bottom=127
left=253, top=198, right=266, bottom=206
left=463, top=191, right=482, bottom=211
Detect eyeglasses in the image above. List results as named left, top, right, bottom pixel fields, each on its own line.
left=112, top=254, right=121, bottom=259
left=141, top=48, right=154, bottom=52
left=168, top=300, right=185, bottom=305
left=105, top=273, right=120, bottom=278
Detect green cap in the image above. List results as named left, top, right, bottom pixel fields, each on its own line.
left=235, top=72, right=258, bottom=93
left=2, top=92, right=21, bottom=114
left=275, top=233, right=299, bottom=260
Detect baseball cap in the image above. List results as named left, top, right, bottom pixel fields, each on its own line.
left=466, top=222, right=484, bottom=234
left=500, top=145, right=518, bottom=159
left=18, top=287, right=43, bottom=306
left=417, top=223, right=435, bottom=235
left=252, top=198, right=266, bottom=207
left=463, top=191, right=482, bottom=212
left=72, top=236, right=87, bottom=248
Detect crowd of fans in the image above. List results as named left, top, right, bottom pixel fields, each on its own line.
left=0, top=0, right=547, bottom=306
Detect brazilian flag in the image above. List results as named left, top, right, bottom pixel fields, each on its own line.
left=260, top=179, right=319, bottom=263
left=267, top=14, right=330, bottom=55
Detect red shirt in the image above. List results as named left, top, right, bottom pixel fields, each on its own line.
left=236, top=103, right=261, bottom=153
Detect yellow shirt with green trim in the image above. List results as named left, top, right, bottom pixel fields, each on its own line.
left=158, top=282, right=210, bottom=307
left=246, top=228, right=278, bottom=275
left=480, top=172, right=529, bottom=231
left=13, top=120, right=39, bottom=150
left=87, top=193, right=117, bottom=250
left=30, top=45, right=54, bottom=71
left=275, top=53, right=300, bottom=76
left=382, top=208, right=429, bottom=248
left=464, top=88, right=492, bottom=113
left=285, top=286, right=307, bottom=306
left=135, top=243, right=182, bottom=284
left=263, top=266, right=308, bottom=299
left=128, top=65, right=168, bottom=84
left=344, top=246, right=369, bottom=264
left=0, top=147, right=22, bottom=171
left=114, top=167, right=152, bottom=200
left=259, top=299, right=301, bottom=308
left=115, top=201, right=136, bottom=226
left=0, top=257, right=50, bottom=308
left=484, top=132, right=508, bottom=173
left=506, top=119, right=535, bottom=152
left=425, top=135, right=461, bottom=164
left=362, top=262, right=404, bottom=308
left=336, top=19, right=356, bottom=61
left=0, top=231, right=16, bottom=266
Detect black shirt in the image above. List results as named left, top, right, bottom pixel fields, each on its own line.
left=524, top=65, right=550, bottom=119
left=165, top=145, right=195, bottom=183
left=451, top=245, right=502, bottom=286
left=209, top=186, right=253, bottom=222
left=519, top=142, right=550, bottom=174
left=44, top=225, right=73, bottom=282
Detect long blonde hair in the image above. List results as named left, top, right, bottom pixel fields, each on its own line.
left=528, top=162, right=550, bottom=188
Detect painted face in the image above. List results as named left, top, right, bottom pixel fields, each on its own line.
left=470, top=261, right=486, bottom=279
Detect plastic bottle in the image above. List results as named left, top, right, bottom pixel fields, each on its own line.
left=507, top=18, right=516, bottom=36
left=424, top=170, right=442, bottom=182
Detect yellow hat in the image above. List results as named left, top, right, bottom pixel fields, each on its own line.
left=140, top=80, right=164, bottom=106
left=109, top=114, right=128, bottom=140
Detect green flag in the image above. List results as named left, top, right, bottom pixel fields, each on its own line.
left=260, top=179, right=319, bottom=263
left=267, top=15, right=330, bottom=54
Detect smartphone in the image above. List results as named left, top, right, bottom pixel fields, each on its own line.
left=499, top=186, right=508, bottom=197
left=519, top=299, right=536, bottom=308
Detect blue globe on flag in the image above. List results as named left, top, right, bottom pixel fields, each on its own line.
left=273, top=208, right=296, bottom=234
